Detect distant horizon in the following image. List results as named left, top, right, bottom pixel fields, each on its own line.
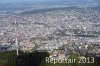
left=0, top=0, right=47, bottom=3
left=0, top=0, right=100, bottom=3
left=0, top=0, right=100, bottom=7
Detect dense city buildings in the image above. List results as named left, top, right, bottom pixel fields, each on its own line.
left=0, top=7, right=100, bottom=53
left=0, top=2, right=100, bottom=65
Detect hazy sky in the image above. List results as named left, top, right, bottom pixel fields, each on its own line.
left=0, top=0, right=41, bottom=3
left=0, top=0, right=47, bottom=2
left=0, top=0, right=99, bottom=4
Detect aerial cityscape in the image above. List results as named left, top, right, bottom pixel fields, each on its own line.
left=0, top=0, right=100, bottom=66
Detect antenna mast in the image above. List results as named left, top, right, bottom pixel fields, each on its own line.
left=15, top=17, right=19, bottom=56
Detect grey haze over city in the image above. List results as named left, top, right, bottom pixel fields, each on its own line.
left=0, top=0, right=100, bottom=5
left=0, top=0, right=100, bottom=11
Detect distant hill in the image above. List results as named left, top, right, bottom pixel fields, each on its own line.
left=0, top=0, right=100, bottom=7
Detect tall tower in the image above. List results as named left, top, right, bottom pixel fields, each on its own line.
left=15, top=18, right=19, bottom=56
